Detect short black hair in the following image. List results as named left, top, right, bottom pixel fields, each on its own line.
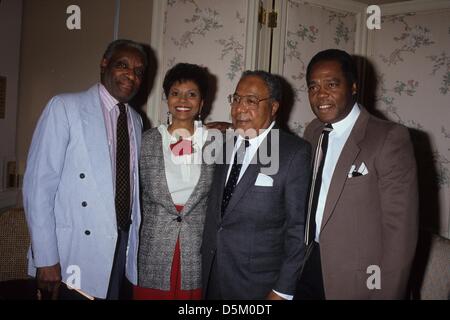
left=240, top=70, right=282, bottom=102
left=102, top=39, right=148, bottom=67
left=306, top=49, right=357, bottom=86
left=163, top=63, right=209, bottom=100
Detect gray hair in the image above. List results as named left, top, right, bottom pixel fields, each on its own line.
left=240, top=70, right=282, bottom=102
left=102, top=39, right=148, bottom=67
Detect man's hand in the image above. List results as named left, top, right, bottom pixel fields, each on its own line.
left=36, top=263, right=62, bottom=300
left=266, top=291, right=285, bottom=300
left=205, top=121, right=232, bottom=132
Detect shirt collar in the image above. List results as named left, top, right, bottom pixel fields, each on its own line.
left=236, top=121, right=276, bottom=147
left=98, top=83, right=125, bottom=112
left=330, top=103, right=360, bottom=136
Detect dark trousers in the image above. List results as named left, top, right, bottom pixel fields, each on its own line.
left=106, top=229, right=132, bottom=300
left=294, top=241, right=326, bottom=300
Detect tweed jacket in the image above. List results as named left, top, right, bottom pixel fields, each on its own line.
left=137, top=127, right=215, bottom=290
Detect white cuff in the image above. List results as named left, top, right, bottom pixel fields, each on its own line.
left=272, top=289, right=293, bottom=300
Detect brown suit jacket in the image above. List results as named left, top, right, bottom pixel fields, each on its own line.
left=303, top=106, right=418, bottom=299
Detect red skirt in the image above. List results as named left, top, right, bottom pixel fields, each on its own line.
left=133, top=205, right=202, bottom=300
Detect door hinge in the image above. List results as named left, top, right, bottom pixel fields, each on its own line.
left=268, top=11, right=277, bottom=29
left=258, top=5, right=267, bottom=25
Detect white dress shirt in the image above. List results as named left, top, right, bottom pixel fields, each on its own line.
left=99, top=83, right=137, bottom=207
left=158, top=124, right=208, bottom=206
left=315, top=103, right=361, bottom=242
left=225, top=121, right=275, bottom=184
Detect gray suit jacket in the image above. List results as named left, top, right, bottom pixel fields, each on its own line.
left=303, top=106, right=418, bottom=299
left=138, top=128, right=215, bottom=290
left=23, top=84, right=142, bottom=298
left=201, top=127, right=311, bottom=299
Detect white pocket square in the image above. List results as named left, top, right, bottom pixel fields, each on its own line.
left=348, top=162, right=369, bottom=178
left=255, top=173, right=273, bottom=187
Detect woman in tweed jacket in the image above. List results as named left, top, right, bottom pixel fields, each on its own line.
left=133, top=63, right=215, bottom=299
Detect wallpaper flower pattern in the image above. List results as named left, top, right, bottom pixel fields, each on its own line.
left=370, top=9, right=450, bottom=237
left=162, top=0, right=247, bottom=123
left=158, top=0, right=450, bottom=238
left=283, top=0, right=357, bottom=137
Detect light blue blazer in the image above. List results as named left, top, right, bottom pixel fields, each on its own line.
left=23, top=84, right=142, bottom=299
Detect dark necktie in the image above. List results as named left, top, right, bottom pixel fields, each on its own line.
left=115, top=103, right=131, bottom=231
left=221, top=138, right=249, bottom=217
left=305, top=123, right=333, bottom=245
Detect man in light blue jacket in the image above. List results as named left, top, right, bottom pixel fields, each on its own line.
left=23, top=39, right=147, bottom=299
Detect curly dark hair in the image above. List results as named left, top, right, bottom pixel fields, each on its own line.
left=163, top=63, right=209, bottom=100
left=306, top=49, right=358, bottom=87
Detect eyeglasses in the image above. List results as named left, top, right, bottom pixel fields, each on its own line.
left=227, top=94, right=271, bottom=110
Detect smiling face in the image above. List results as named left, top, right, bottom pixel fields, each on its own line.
left=307, top=60, right=357, bottom=124
left=100, top=46, right=145, bottom=103
left=231, top=75, right=279, bottom=135
left=167, top=80, right=203, bottom=124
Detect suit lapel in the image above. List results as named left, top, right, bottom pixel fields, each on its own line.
left=181, top=161, right=214, bottom=216
left=320, top=108, right=369, bottom=232
left=223, top=163, right=259, bottom=217
left=309, top=123, right=324, bottom=166
left=215, top=163, right=228, bottom=222
left=222, top=129, right=274, bottom=218
left=151, top=132, right=179, bottom=216
left=216, top=138, right=233, bottom=221
left=151, top=130, right=216, bottom=217
left=81, top=86, right=115, bottom=219
left=130, top=110, right=142, bottom=157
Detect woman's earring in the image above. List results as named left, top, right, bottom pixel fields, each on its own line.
left=195, top=110, right=203, bottom=129
left=167, top=111, right=172, bottom=125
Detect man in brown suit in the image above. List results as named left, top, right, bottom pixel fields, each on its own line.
left=294, top=49, right=418, bottom=299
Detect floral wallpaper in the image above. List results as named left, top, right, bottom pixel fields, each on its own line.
left=282, top=0, right=357, bottom=136
left=157, top=0, right=450, bottom=238
left=369, top=10, right=450, bottom=238
left=161, top=0, right=247, bottom=124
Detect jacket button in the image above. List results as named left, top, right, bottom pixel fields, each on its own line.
left=85, top=230, right=91, bottom=235
left=80, top=173, right=85, bottom=179
left=176, top=216, right=182, bottom=222
left=82, top=201, right=87, bottom=207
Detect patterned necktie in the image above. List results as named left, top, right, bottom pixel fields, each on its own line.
left=115, top=103, right=131, bottom=231
left=221, top=138, right=249, bottom=217
left=305, top=123, right=333, bottom=245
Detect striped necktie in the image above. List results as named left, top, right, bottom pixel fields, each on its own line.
left=221, top=138, right=249, bottom=217
left=305, top=123, right=333, bottom=245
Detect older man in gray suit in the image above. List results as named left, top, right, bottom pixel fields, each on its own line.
left=201, top=70, right=311, bottom=300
